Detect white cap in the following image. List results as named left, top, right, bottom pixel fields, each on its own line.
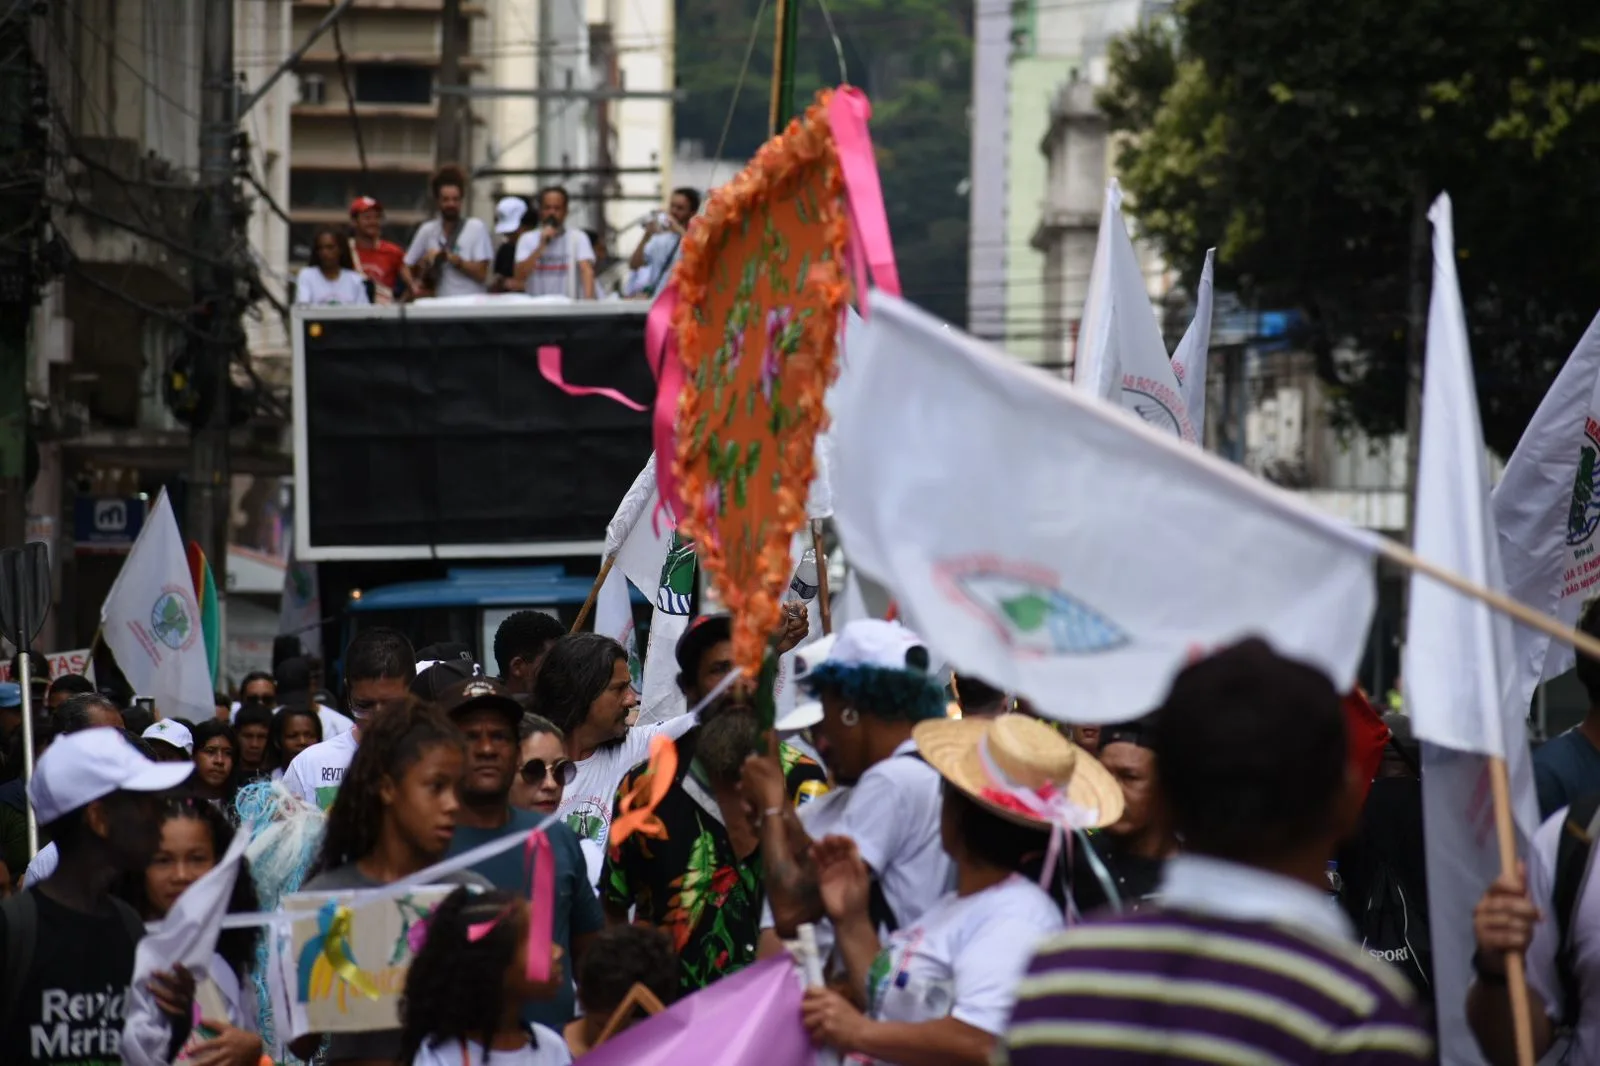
left=775, top=635, right=838, bottom=733
left=142, top=719, right=195, bottom=755
left=824, top=620, right=931, bottom=673
left=29, top=728, right=193, bottom=825
left=494, top=196, right=529, bottom=234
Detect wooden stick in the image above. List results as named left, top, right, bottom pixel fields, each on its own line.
left=1487, top=756, right=1537, bottom=1066
left=570, top=555, right=617, bottom=634
left=593, top=981, right=666, bottom=1047
left=1374, top=536, right=1600, bottom=663
left=81, top=625, right=102, bottom=673
left=811, top=520, right=833, bottom=635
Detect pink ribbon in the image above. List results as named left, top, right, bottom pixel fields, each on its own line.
left=827, top=87, right=902, bottom=306
left=524, top=829, right=556, bottom=983
left=463, top=830, right=555, bottom=984
left=645, top=284, right=686, bottom=522
left=538, top=345, right=648, bottom=412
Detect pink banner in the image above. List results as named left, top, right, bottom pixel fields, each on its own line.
left=576, top=957, right=810, bottom=1066
left=646, top=284, right=687, bottom=522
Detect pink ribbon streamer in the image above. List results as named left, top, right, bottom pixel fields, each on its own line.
left=463, top=831, right=554, bottom=983
left=538, top=345, right=648, bottom=412
left=827, top=87, right=902, bottom=305
left=645, top=284, right=686, bottom=522
left=523, top=829, right=555, bottom=983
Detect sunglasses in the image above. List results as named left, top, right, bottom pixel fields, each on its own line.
left=520, top=757, right=577, bottom=787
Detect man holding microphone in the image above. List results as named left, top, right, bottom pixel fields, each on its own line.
left=513, top=186, right=596, bottom=299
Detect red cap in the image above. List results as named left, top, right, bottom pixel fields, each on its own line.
left=349, top=196, right=382, bottom=217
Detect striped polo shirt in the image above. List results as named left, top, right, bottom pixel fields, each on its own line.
left=1002, top=909, right=1432, bottom=1064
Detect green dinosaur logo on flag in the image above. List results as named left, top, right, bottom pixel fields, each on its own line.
left=1567, top=420, right=1600, bottom=547
left=658, top=532, right=697, bottom=616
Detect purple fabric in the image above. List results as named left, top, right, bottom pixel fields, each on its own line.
left=1006, top=909, right=1431, bottom=1065
left=577, top=956, right=812, bottom=1066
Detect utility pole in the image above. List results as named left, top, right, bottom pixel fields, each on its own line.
left=191, top=0, right=236, bottom=625
left=0, top=4, right=43, bottom=551
left=438, top=0, right=465, bottom=165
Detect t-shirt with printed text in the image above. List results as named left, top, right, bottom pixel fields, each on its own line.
left=0, top=888, right=142, bottom=1066
left=281, top=727, right=360, bottom=811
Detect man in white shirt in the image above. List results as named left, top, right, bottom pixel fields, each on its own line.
left=1469, top=799, right=1600, bottom=1064
left=404, top=164, right=493, bottom=298
left=280, top=629, right=416, bottom=811
left=625, top=187, right=698, bottom=298
left=544, top=632, right=699, bottom=885
left=513, top=186, right=596, bottom=299
left=746, top=620, right=955, bottom=943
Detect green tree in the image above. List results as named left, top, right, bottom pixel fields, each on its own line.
left=675, top=0, right=971, bottom=325
left=1098, top=2, right=1600, bottom=457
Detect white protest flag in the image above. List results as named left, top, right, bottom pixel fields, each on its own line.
left=833, top=290, right=1378, bottom=724
left=1170, top=248, right=1216, bottom=439
left=121, top=825, right=251, bottom=1065
left=278, top=546, right=323, bottom=660
left=1405, top=194, right=1541, bottom=1066
left=1073, top=181, right=1197, bottom=443
left=602, top=457, right=690, bottom=724
left=102, top=490, right=215, bottom=722
left=1492, top=309, right=1600, bottom=701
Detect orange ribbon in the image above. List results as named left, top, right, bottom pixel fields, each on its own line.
left=608, top=734, right=678, bottom=857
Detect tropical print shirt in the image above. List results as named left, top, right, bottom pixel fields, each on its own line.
left=601, top=728, right=828, bottom=993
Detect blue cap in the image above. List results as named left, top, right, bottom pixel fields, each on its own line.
left=0, top=682, right=21, bottom=709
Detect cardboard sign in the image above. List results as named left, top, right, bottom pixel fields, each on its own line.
left=278, top=886, right=452, bottom=1037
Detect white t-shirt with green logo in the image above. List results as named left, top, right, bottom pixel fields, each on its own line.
left=281, top=728, right=359, bottom=811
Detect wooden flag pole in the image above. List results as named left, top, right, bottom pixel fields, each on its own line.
left=1486, top=755, right=1538, bottom=1066
left=570, top=555, right=617, bottom=634
left=812, top=519, right=833, bottom=635
left=82, top=625, right=103, bottom=673
left=1373, top=535, right=1600, bottom=663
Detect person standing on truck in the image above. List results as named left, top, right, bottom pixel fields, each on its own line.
left=293, top=227, right=371, bottom=307
left=405, top=164, right=493, bottom=298
left=348, top=196, right=411, bottom=304
left=490, top=195, right=532, bottom=293
left=281, top=628, right=417, bottom=812
left=625, top=188, right=698, bottom=298
left=513, top=186, right=596, bottom=300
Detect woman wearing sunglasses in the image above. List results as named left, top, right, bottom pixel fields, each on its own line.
left=512, top=715, right=578, bottom=815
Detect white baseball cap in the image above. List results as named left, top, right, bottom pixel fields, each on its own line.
left=142, top=719, right=195, bottom=756
left=29, top=728, right=194, bottom=825
left=775, top=635, right=837, bottom=732
left=494, top=196, right=529, bottom=234
left=825, top=620, right=932, bottom=673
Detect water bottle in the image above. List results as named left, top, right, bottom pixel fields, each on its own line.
left=788, top=548, right=819, bottom=602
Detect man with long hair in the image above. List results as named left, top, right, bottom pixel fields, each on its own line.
left=404, top=164, right=492, bottom=298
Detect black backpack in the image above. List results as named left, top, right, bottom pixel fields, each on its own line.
left=1355, top=855, right=1433, bottom=996
left=1553, top=791, right=1600, bottom=1025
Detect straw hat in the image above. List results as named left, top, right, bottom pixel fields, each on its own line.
left=913, top=713, right=1124, bottom=830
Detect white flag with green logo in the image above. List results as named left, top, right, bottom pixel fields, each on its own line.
left=101, top=490, right=215, bottom=722
left=832, top=291, right=1378, bottom=724
left=1491, top=307, right=1600, bottom=704
left=603, top=457, right=690, bottom=723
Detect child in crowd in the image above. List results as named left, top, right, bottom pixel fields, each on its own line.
left=116, top=796, right=263, bottom=1063
left=290, top=699, right=489, bottom=1064
left=400, top=886, right=570, bottom=1066
left=563, top=924, right=679, bottom=1056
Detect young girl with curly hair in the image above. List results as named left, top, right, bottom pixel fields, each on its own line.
left=116, top=795, right=265, bottom=1064
left=291, top=698, right=491, bottom=1065
left=400, top=886, right=570, bottom=1066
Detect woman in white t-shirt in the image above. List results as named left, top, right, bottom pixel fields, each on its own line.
left=799, top=713, right=1125, bottom=1066
left=294, top=226, right=372, bottom=306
